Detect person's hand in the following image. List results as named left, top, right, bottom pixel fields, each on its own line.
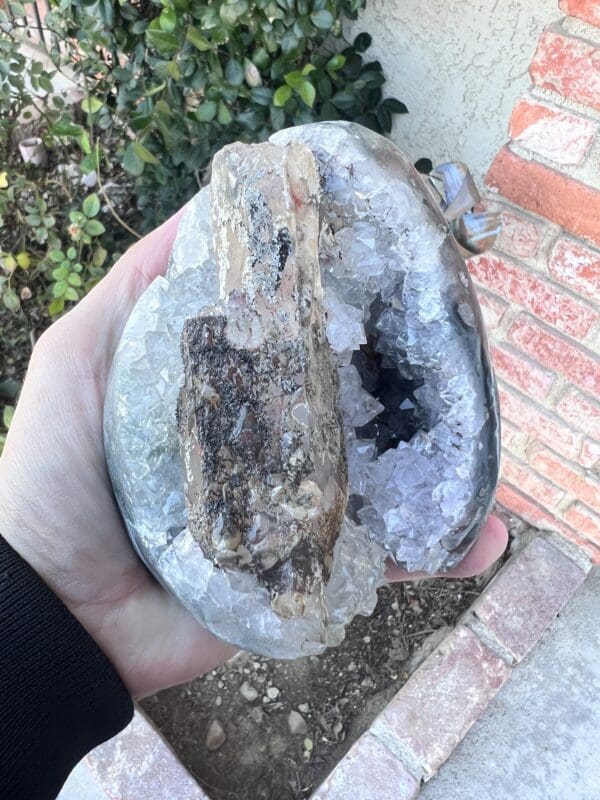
left=0, top=210, right=507, bottom=698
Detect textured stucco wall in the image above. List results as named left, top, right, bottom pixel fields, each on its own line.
left=348, top=0, right=559, bottom=182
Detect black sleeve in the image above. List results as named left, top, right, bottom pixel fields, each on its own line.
left=0, top=536, right=133, bottom=800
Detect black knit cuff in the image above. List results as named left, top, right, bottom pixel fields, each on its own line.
left=0, top=536, right=133, bottom=800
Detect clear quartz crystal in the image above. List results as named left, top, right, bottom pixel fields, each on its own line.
left=104, top=122, right=499, bottom=657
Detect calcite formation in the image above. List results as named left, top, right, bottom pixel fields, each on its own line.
left=104, top=122, right=500, bottom=657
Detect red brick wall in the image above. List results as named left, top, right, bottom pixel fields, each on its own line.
left=468, top=2, right=600, bottom=562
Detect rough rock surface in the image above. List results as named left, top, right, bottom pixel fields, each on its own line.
left=178, top=143, right=347, bottom=617
left=104, top=122, right=500, bottom=657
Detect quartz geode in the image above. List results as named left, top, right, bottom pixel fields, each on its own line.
left=104, top=122, right=500, bottom=658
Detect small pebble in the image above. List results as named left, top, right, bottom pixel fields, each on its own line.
left=288, top=710, right=308, bottom=736
left=363, top=636, right=371, bottom=643
left=81, top=170, right=97, bottom=188
left=205, top=719, right=226, bottom=751
left=303, top=737, right=313, bottom=751
left=298, top=703, right=309, bottom=714
left=266, top=686, right=280, bottom=700
left=215, top=695, right=222, bottom=707
left=239, top=681, right=259, bottom=702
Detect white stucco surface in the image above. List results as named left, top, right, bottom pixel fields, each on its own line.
left=348, top=0, right=560, bottom=182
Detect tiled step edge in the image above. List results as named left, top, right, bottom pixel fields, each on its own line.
left=310, top=533, right=592, bottom=800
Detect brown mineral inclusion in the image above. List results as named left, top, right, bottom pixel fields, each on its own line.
left=177, top=142, right=348, bottom=618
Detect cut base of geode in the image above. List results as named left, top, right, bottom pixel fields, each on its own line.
left=104, top=122, right=500, bottom=658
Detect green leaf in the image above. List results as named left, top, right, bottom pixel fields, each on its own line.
left=270, top=105, right=286, bottom=131
left=225, top=58, right=244, bottom=86
left=66, top=246, right=77, bottom=260
left=68, top=273, right=83, bottom=287
left=79, top=131, right=91, bottom=155
left=52, top=266, right=69, bottom=280
left=284, top=70, right=305, bottom=90
left=85, top=219, right=106, bottom=236
left=2, top=288, right=19, bottom=312
left=297, top=80, right=316, bottom=108
left=82, top=193, right=101, bottom=218
left=8, top=1, right=25, bottom=16
left=301, top=63, right=317, bottom=75
left=69, top=211, right=86, bottom=225
left=146, top=28, right=179, bottom=56
left=48, top=298, right=65, bottom=316
left=382, top=97, right=408, bottom=114
left=51, top=119, right=84, bottom=137
left=377, top=104, right=392, bottom=132
left=217, top=101, right=233, bottom=125
left=310, top=9, right=334, bottom=29
left=2, top=405, right=14, bottom=429
left=252, top=47, right=270, bottom=70
left=326, top=54, right=346, bottom=72
left=64, top=287, right=79, bottom=302
left=194, top=100, right=218, bottom=122
left=353, top=32, right=372, bottom=52
left=80, top=153, right=98, bottom=173
left=220, top=0, right=248, bottom=26
left=159, top=7, right=177, bottom=32
left=92, top=246, right=108, bottom=268
left=49, top=249, right=64, bottom=263
left=332, top=90, right=356, bottom=112
left=273, top=85, right=292, bottom=107
left=133, top=141, right=159, bottom=164
left=167, top=60, right=181, bottom=80
left=186, top=27, right=212, bottom=51
left=53, top=280, right=68, bottom=298
left=250, top=87, right=273, bottom=106
left=122, top=143, right=145, bottom=177
left=81, top=96, right=104, bottom=114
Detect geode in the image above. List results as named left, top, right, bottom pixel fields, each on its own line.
left=104, top=122, right=500, bottom=658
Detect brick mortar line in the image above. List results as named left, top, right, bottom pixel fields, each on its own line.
left=473, top=248, right=600, bottom=325
left=545, top=375, right=572, bottom=408
left=542, top=529, right=595, bottom=571
left=502, top=452, right=568, bottom=507
left=492, top=340, right=560, bottom=390
left=518, top=86, right=600, bottom=125
left=463, top=614, right=515, bottom=665
left=497, top=376, right=585, bottom=438
left=560, top=14, right=600, bottom=47
left=527, top=443, right=600, bottom=484
left=368, top=722, right=425, bottom=783
left=499, top=480, right=580, bottom=532
left=530, top=84, right=600, bottom=123
left=509, top=312, right=600, bottom=366
left=507, top=140, right=599, bottom=190
left=557, top=492, right=579, bottom=515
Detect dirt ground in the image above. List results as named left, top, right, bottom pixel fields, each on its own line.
left=142, top=511, right=523, bottom=800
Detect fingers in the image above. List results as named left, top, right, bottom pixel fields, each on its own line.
left=385, top=514, right=508, bottom=582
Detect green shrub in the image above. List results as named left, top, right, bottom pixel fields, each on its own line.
left=1, top=0, right=406, bottom=316
left=43, top=0, right=406, bottom=226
